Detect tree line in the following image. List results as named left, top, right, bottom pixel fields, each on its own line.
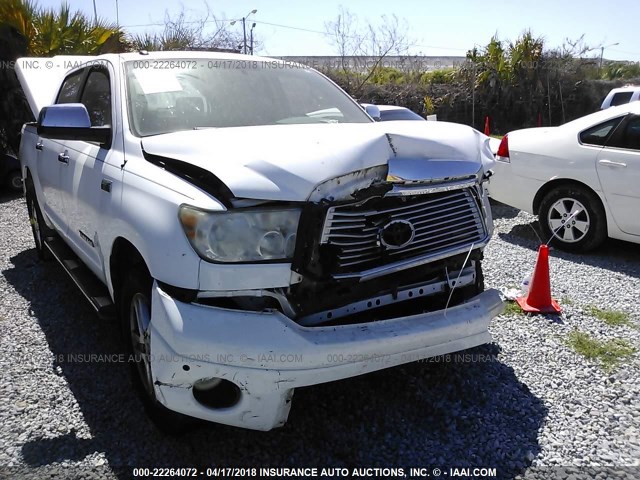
left=323, top=30, right=639, bottom=134
left=1, top=1, right=639, bottom=153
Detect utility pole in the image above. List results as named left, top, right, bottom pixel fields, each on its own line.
left=472, top=62, right=476, bottom=129
left=92, top=0, right=98, bottom=23
left=242, top=18, right=247, bottom=54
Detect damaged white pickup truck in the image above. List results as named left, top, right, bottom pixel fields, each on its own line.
left=16, top=51, right=503, bottom=431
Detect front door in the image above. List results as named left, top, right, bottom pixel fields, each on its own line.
left=597, top=115, right=640, bottom=236
left=37, top=68, right=86, bottom=233
left=60, top=65, right=121, bottom=280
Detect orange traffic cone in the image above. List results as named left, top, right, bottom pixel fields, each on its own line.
left=516, top=244, right=561, bottom=314
left=484, top=116, right=490, bottom=136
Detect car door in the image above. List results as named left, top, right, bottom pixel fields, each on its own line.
left=596, top=115, right=640, bottom=236
left=59, top=64, right=121, bottom=279
left=36, top=68, right=86, bottom=233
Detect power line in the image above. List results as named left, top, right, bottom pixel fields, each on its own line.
left=253, top=20, right=328, bottom=36
left=124, top=16, right=615, bottom=57
left=608, top=48, right=640, bottom=56
left=122, top=18, right=236, bottom=28
left=254, top=20, right=468, bottom=52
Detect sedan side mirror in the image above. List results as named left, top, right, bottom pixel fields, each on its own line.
left=361, top=103, right=381, bottom=121
left=37, top=103, right=111, bottom=147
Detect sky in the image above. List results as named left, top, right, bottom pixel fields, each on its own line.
left=37, top=0, right=640, bottom=61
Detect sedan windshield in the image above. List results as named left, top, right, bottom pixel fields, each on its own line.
left=125, top=58, right=371, bottom=137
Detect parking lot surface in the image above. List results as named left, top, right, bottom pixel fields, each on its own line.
left=0, top=193, right=638, bottom=479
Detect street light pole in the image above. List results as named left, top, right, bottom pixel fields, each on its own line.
left=250, top=23, right=256, bottom=55
left=232, top=9, right=257, bottom=54
left=599, top=42, right=620, bottom=74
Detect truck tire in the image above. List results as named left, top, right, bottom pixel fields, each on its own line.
left=538, top=185, right=607, bottom=252
left=7, top=170, right=23, bottom=192
left=119, top=268, right=193, bottom=433
left=25, top=179, right=53, bottom=261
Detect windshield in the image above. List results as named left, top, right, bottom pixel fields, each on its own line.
left=125, top=58, right=371, bottom=137
left=379, top=108, right=425, bottom=122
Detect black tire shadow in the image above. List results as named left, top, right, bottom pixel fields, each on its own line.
left=5, top=250, right=546, bottom=480
left=0, top=189, right=22, bottom=203
left=490, top=199, right=520, bottom=220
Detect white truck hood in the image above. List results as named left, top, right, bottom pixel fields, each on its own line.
left=142, top=121, right=492, bottom=202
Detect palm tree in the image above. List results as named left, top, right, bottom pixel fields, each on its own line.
left=0, top=0, right=124, bottom=55
left=0, top=0, right=124, bottom=154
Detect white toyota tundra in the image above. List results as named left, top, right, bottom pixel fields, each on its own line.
left=16, top=51, right=503, bottom=431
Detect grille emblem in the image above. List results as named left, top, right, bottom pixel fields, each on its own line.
left=380, top=219, right=415, bottom=249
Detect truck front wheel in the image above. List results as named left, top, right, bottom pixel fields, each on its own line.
left=119, top=268, right=192, bottom=433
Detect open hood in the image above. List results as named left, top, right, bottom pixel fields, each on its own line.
left=141, top=121, right=491, bottom=202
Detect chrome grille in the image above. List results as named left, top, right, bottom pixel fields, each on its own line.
left=321, top=188, right=487, bottom=275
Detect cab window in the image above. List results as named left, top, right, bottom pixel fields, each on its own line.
left=80, top=68, right=112, bottom=127
left=56, top=69, right=85, bottom=104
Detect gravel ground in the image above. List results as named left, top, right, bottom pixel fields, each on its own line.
left=0, top=192, right=638, bottom=480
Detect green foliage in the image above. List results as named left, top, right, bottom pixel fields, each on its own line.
left=600, top=61, right=640, bottom=80
left=566, top=330, right=636, bottom=371
left=423, top=95, right=434, bottom=115
left=368, top=66, right=406, bottom=85
left=0, top=0, right=124, bottom=154
left=0, top=0, right=123, bottom=55
left=420, top=68, right=456, bottom=85
left=129, top=31, right=192, bottom=52
left=502, top=301, right=524, bottom=316
left=585, top=306, right=633, bottom=327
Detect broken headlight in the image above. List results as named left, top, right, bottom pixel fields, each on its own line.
left=179, top=205, right=301, bottom=263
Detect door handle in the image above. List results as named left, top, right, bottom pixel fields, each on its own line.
left=598, top=159, right=627, bottom=168
left=58, top=151, right=70, bottom=164
left=35, top=141, right=43, bottom=151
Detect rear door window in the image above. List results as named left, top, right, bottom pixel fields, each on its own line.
left=579, top=117, right=624, bottom=146
left=80, top=68, right=112, bottom=127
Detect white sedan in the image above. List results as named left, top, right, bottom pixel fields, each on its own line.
left=377, top=105, right=425, bottom=121
left=489, top=102, right=640, bottom=251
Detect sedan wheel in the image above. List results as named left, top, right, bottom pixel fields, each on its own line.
left=538, top=186, right=607, bottom=252
left=546, top=197, right=590, bottom=244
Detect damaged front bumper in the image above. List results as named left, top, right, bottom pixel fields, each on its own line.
left=149, top=283, right=505, bottom=430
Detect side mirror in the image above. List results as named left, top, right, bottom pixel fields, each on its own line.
left=37, top=104, right=111, bottom=146
left=361, top=103, right=381, bottom=121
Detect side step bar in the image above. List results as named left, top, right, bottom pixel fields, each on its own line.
left=44, top=235, right=116, bottom=320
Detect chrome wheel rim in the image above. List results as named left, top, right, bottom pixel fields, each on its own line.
left=130, top=293, right=154, bottom=397
left=547, top=197, right=590, bottom=244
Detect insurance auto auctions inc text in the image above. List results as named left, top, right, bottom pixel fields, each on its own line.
left=255, top=467, right=497, bottom=477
